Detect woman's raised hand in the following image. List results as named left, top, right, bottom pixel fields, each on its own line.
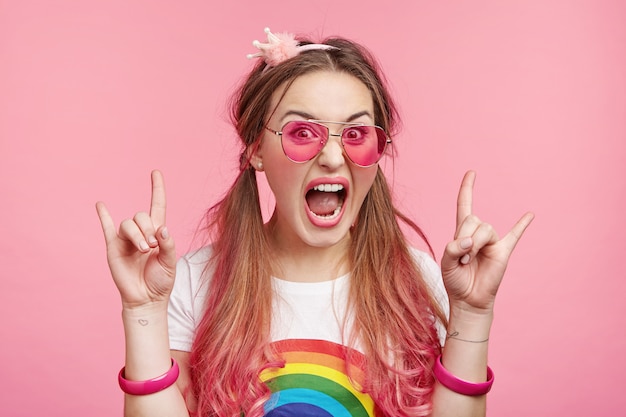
left=440, top=171, right=534, bottom=315
left=96, top=170, right=177, bottom=310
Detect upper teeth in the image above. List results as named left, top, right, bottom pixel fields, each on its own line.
left=313, top=184, right=344, bottom=192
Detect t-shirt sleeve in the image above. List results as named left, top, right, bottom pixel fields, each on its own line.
left=410, top=248, right=450, bottom=345
left=168, top=247, right=211, bottom=352
left=168, top=255, right=196, bottom=352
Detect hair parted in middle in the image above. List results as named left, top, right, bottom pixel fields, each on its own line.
left=189, top=35, right=448, bottom=417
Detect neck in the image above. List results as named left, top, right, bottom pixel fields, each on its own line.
left=265, top=217, right=351, bottom=283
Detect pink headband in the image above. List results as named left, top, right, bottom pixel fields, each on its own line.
left=246, top=27, right=337, bottom=67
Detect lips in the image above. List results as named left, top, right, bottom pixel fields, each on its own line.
left=304, top=178, right=349, bottom=227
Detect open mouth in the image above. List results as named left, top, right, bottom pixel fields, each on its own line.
left=305, top=184, right=346, bottom=220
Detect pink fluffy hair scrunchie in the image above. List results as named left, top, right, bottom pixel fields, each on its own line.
left=246, top=27, right=336, bottom=67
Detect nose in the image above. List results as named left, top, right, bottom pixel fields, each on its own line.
left=316, top=132, right=346, bottom=169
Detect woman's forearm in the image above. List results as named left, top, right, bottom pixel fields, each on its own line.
left=431, top=309, right=494, bottom=417
left=121, top=304, right=189, bottom=417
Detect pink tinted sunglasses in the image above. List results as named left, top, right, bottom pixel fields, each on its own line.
left=265, top=120, right=391, bottom=167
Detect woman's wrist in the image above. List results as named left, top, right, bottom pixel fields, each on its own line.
left=449, top=299, right=495, bottom=318
left=121, top=302, right=170, bottom=341
left=122, top=300, right=169, bottom=318
left=449, top=301, right=493, bottom=324
left=446, top=306, right=493, bottom=346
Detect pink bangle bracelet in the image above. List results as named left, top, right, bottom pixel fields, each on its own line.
left=433, top=354, right=494, bottom=396
left=118, top=358, right=180, bottom=395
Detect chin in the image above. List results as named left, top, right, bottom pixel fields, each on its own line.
left=300, top=224, right=352, bottom=249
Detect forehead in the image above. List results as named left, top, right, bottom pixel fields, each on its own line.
left=270, top=71, right=374, bottom=122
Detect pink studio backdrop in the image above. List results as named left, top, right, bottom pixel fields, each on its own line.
left=1, top=1, right=624, bottom=415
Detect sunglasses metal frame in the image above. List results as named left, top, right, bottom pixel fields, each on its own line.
left=265, top=119, right=392, bottom=167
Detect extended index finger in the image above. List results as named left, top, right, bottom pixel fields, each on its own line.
left=150, top=170, right=167, bottom=227
left=456, top=170, right=476, bottom=231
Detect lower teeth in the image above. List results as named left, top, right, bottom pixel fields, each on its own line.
left=312, top=205, right=342, bottom=219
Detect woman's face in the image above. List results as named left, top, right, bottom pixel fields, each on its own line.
left=255, top=70, right=380, bottom=250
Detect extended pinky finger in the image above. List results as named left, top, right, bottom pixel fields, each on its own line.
left=502, top=212, right=535, bottom=251
left=95, top=202, right=117, bottom=244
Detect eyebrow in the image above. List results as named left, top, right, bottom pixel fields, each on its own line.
left=280, top=110, right=374, bottom=124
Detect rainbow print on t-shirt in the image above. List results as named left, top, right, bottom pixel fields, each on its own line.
left=260, top=339, right=376, bottom=417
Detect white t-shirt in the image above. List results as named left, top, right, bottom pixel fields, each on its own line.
left=167, top=246, right=449, bottom=416
left=168, top=246, right=448, bottom=351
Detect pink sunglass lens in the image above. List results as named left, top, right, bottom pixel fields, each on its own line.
left=340, top=126, right=387, bottom=167
left=281, top=121, right=326, bottom=162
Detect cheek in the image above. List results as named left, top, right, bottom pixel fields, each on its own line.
left=260, top=138, right=293, bottom=187
left=264, top=160, right=306, bottom=206
left=352, top=168, right=378, bottom=203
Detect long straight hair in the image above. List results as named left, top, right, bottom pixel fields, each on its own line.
left=189, top=37, right=447, bottom=417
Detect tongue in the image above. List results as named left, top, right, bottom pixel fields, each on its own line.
left=306, top=191, right=340, bottom=216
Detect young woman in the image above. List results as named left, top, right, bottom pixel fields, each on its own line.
left=96, top=28, right=533, bottom=417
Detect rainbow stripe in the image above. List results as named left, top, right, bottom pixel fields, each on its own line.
left=260, top=339, right=376, bottom=417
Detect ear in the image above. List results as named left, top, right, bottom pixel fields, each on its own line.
left=252, top=156, right=264, bottom=171
left=247, top=143, right=264, bottom=172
